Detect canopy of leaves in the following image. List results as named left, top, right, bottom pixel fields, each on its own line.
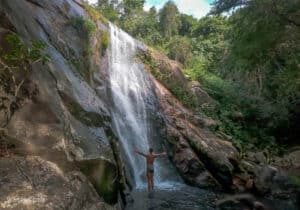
left=168, top=36, right=192, bottom=64
left=158, top=1, right=181, bottom=39
left=94, top=0, right=300, bottom=150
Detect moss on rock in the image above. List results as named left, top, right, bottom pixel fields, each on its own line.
left=77, top=159, right=118, bottom=204
left=100, top=31, right=110, bottom=56
left=83, top=3, right=109, bottom=26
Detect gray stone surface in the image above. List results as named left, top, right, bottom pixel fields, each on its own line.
left=152, top=79, right=238, bottom=188
left=0, top=156, right=116, bottom=210
left=0, top=0, right=121, bottom=208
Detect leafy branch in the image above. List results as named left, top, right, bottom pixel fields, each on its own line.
left=0, top=34, right=49, bottom=129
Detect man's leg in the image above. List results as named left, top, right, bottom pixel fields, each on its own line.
left=150, top=173, right=154, bottom=191
left=147, top=173, right=151, bottom=191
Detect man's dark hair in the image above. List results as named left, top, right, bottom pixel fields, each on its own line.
left=149, top=148, right=153, bottom=153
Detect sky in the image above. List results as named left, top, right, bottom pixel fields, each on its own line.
left=87, top=0, right=214, bottom=19
left=144, top=0, right=214, bottom=18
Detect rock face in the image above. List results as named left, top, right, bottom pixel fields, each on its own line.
left=0, top=0, right=122, bottom=208
left=150, top=49, right=187, bottom=89
left=187, top=81, right=216, bottom=107
left=152, top=78, right=238, bottom=188
left=232, top=150, right=300, bottom=207
left=0, top=156, right=115, bottom=210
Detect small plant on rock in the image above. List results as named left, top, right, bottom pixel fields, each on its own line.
left=70, top=16, right=96, bottom=39
left=0, top=34, right=49, bottom=129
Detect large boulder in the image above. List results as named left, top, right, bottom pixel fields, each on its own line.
left=235, top=151, right=300, bottom=206
left=150, top=49, right=187, bottom=89
left=187, top=81, right=216, bottom=107
left=274, top=149, right=300, bottom=175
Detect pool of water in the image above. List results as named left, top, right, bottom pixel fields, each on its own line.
left=125, top=186, right=218, bottom=210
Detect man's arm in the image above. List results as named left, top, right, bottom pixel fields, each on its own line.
left=134, top=148, right=147, bottom=157
left=154, top=152, right=167, bottom=158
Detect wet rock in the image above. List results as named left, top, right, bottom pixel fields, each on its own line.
left=252, top=164, right=299, bottom=197
left=246, top=152, right=268, bottom=165
left=253, top=201, right=266, bottom=210
left=240, top=160, right=256, bottom=173
left=216, top=194, right=255, bottom=210
left=274, top=149, right=300, bottom=175
left=245, top=178, right=255, bottom=190
left=77, top=158, right=119, bottom=204
left=217, top=193, right=298, bottom=210
left=174, top=146, right=219, bottom=188
left=153, top=79, right=238, bottom=189
left=254, top=165, right=278, bottom=194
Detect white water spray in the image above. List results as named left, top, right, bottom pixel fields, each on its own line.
left=108, top=24, right=182, bottom=189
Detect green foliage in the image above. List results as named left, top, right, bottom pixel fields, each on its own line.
left=214, top=0, right=300, bottom=143
left=95, top=0, right=300, bottom=151
left=0, top=34, right=49, bottom=81
left=96, top=0, right=118, bottom=23
left=171, top=86, right=198, bottom=109
left=191, top=16, right=230, bottom=73
left=167, top=36, right=192, bottom=64
left=178, top=14, right=198, bottom=37
left=81, top=4, right=111, bottom=55
left=288, top=175, right=300, bottom=187
left=137, top=49, right=197, bottom=109
left=97, top=30, right=110, bottom=56
left=2, top=34, right=48, bottom=66
left=117, top=0, right=146, bottom=34
left=78, top=159, right=118, bottom=204
left=159, top=1, right=181, bottom=39
left=69, top=16, right=97, bottom=81
left=193, top=16, right=229, bottom=38
left=184, top=67, right=281, bottom=153
left=210, top=0, right=248, bottom=14
left=133, top=9, right=163, bottom=46
left=121, top=0, right=145, bottom=17
left=70, top=16, right=96, bottom=39
left=0, top=34, right=49, bottom=128
left=84, top=3, right=109, bottom=25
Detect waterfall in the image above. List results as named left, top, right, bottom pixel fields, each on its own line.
left=108, top=24, right=180, bottom=189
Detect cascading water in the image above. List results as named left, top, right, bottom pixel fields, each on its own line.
left=108, top=24, right=181, bottom=189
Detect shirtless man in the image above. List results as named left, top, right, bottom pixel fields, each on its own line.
left=134, top=148, right=167, bottom=192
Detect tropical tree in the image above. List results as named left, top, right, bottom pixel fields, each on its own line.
left=159, top=1, right=181, bottom=39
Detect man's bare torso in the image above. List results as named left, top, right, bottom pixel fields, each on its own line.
left=146, top=154, right=155, bottom=167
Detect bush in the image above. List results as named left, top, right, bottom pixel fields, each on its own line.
left=83, top=3, right=109, bottom=26
left=100, top=31, right=110, bottom=55
left=0, top=34, right=49, bottom=82
left=185, top=65, right=286, bottom=154
left=70, top=16, right=96, bottom=39
left=167, top=36, right=192, bottom=65
left=0, top=34, right=49, bottom=128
